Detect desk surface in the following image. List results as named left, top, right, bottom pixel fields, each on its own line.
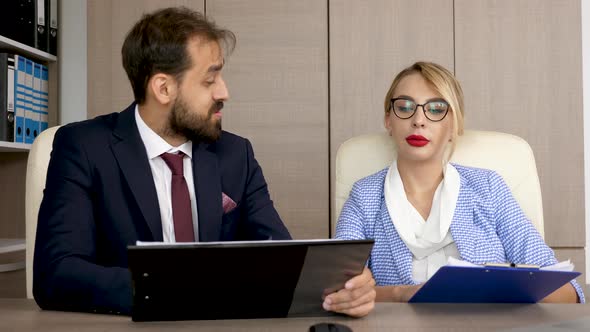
left=1, top=299, right=589, bottom=331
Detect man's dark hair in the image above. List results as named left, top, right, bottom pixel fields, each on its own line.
left=121, top=7, right=235, bottom=104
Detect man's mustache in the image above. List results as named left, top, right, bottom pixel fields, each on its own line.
left=211, top=101, right=224, bottom=114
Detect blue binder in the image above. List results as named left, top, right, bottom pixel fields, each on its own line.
left=32, top=62, right=42, bottom=140
left=24, top=58, right=35, bottom=144
left=39, top=65, right=49, bottom=133
left=14, top=55, right=26, bottom=143
left=409, top=265, right=581, bottom=303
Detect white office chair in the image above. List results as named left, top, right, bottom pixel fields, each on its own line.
left=25, top=126, right=61, bottom=299
left=333, top=130, right=544, bottom=238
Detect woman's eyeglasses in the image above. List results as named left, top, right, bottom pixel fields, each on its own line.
left=390, top=98, right=450, bottom=122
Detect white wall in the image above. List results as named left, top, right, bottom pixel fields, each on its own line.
left=582, top=0, right=590, bottom=285
left=58, top=0, right=87, bottom=124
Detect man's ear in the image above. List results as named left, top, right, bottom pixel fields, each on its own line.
left=148, top=73, right=177, bottom=105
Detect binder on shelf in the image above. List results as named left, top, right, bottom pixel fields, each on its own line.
left=32, top=61, right=42, bottom=139
left=24, top=57, right=35, bottom=144
left=35, top=0, right=48, bottom=52
left=39, top=64, right=48, bottom=133
left=14, top=55, right=26, bottom=143
left=0, top=1, right=36, bottom=48
left=409, top=264, right=581, bottom=303
left=47, top=0, right=58, bottom=56
left=0, top=53, right=16, bottom=142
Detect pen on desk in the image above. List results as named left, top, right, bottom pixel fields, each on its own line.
left=483, top=262, right=540, bottom=269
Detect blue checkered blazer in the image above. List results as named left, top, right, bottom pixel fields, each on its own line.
left=336, top=164, right=585, bottom=303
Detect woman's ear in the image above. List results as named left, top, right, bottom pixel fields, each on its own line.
left=384, top=112, right=393, bottom=135
left=149, top=73, right=177, bottom=105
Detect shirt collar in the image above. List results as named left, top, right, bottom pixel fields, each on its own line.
left=383, top=160, right=460, bottom=259
left=135, top=105, right=193, bottom=160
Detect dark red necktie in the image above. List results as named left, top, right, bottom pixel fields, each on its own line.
left=160, top=152, right=195, bottom=242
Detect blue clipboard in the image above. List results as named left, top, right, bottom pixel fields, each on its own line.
left=409, top=265, right=581, bottom=303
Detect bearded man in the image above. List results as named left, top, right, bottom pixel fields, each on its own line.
left=33, top=7, right=375, bottom=318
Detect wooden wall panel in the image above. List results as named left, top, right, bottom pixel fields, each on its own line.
left=0, top=270, right=25, bottom=298
left=86, top=0, right=588, bottom=248
left=455, top=0, right=584, bottom=247
left=207, top=0, right=329, bottom=238
left=0, top=251, right=25, bottom=298
left=0, top=154, right=26, bottom=298
left=0, top=154, right=27, bottom=239
left=87, top=0, right=204, bottom=118
left=329, top=0, right=454, bottom=228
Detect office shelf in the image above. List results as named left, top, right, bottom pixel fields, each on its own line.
left=0, top=141, right=31, bottom=152
left=0, top=238, right=25, bottom=254
left=0, top=239, right=25, bottom=272
left=0, top=35, right=57, bottom=63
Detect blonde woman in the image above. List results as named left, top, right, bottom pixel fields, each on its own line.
left=335, top=62, right=584, bottom=303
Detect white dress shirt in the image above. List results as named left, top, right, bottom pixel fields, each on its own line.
left=384, top=160, right=461, bottom=283
left=135, top=106, right=199, bottom=242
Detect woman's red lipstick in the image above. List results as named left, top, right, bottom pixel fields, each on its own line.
left=406, top=135, right=429, bottom=147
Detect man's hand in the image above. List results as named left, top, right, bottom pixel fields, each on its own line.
left=322, top=267, right=376, bottom=318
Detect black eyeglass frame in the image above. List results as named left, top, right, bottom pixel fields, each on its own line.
left=389, top=97, right=450, bottom=122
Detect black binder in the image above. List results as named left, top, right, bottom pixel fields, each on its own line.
left=0, top=53, right=15, bottom=142
left=35, top=0, right=48, bottom=52
left=0, top=0, right=36, bottom=48
left=127, top=239, right=374, bottom=321
left=47, top=0, right=57, bottom=56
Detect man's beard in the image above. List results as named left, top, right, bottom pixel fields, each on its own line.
left=168, top=97, right=223, bottom=144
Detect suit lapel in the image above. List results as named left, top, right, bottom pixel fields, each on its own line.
left=110, top=104, right=163, bottom=241
left=193, top=143, right=223, bottom=242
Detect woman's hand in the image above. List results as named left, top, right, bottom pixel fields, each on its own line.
left=376, top=284, right=423, bottom=302
left=540, top=283, right=579, bottom=303
left=322, top=267, right=377, bottom=317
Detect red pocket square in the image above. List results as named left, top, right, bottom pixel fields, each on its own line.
left=222, top=192, right=237, bottom=214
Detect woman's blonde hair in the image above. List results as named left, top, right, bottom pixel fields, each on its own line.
left=384, top=61, right=465, bottom=160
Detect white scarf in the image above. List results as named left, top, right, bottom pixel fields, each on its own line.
left=384, top=160, right=460, bottom=260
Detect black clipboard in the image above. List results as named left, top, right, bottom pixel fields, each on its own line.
left=127, top=239, right=374, bottom=321
left=409, top=265, right=581, bottom=303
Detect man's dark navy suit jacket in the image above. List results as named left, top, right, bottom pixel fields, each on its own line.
left=33, top=103, right=291, bottom=314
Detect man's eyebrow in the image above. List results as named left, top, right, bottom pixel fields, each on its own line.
left=207, top=60, right=224, bottom=73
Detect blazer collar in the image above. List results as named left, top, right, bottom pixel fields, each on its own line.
left=110, top=103, right=163, bottom=241
left=110, top=103, right=225, bottom=242
left=379, top=172, right=480, bottom=282
left=192, top=141, right=223, bottom=242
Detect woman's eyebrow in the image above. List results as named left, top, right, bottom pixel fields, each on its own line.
left=394, top=95, right=415, bottom=101
left=426, top=97, right=447, bottom=103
